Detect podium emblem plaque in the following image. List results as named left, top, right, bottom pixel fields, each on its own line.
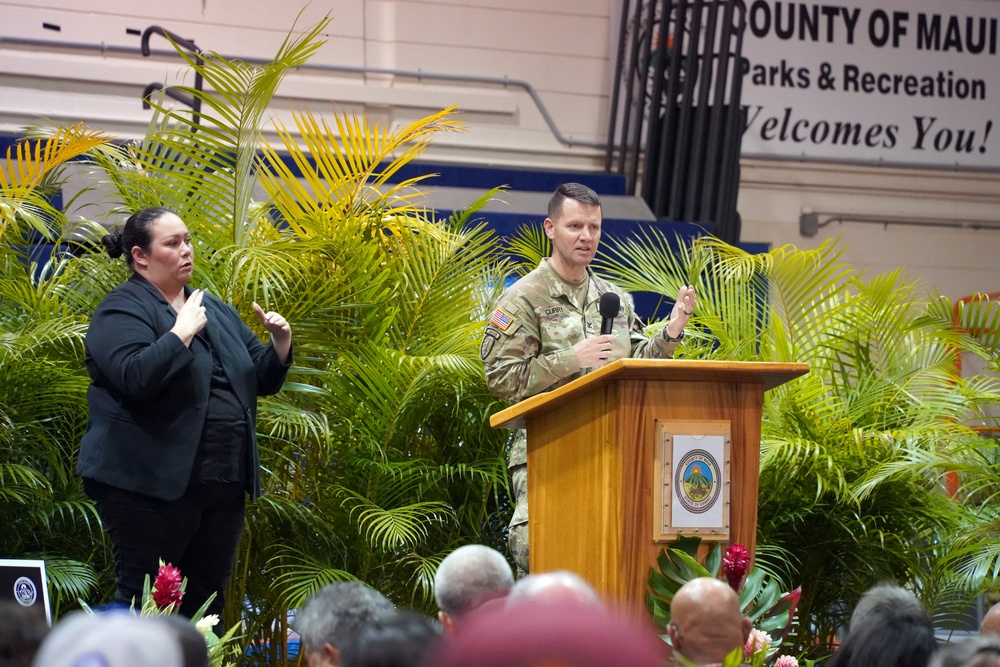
left=654, top=419, right=731, bottom=541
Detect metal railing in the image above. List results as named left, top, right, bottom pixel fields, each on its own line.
left=0, top=32, right=604, bottom=149
left=139, top=26, right=203, bottom=127
left=607, top=0, right=747, bottom=243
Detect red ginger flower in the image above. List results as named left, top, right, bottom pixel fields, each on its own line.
left=722, top=543, right=750, bottom=591
left=151, top=562, right=185, bottom=612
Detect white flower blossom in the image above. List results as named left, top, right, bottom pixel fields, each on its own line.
left=195, top=614, right=220, bottom=636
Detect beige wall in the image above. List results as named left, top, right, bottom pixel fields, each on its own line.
left=738, top=160, right=1000, bottom=300
left=0, top=0, right=612, bottom=166
left=2, top=0, right=999, bottom=300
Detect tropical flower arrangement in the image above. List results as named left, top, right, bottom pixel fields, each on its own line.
left=647, top=537, right=814, bottom=667
left=142, top=561, right=242, bottom=666
left=84, top=560, right=240, bottom=667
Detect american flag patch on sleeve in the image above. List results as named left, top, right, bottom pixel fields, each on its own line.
left=489, top=308, right=513, bottom=331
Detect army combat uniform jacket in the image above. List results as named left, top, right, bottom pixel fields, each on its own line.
left=480, top=258, right=681, bottom=469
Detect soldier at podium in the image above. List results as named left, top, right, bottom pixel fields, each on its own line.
left=479, top=182, right=696, bottom=576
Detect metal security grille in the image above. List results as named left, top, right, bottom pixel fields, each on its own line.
left=606, top=0, right=747, bottom=244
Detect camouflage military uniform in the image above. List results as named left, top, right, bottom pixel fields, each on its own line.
left=480, top=258, right=681, bottom=575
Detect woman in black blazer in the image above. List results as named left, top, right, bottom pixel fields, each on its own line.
left=78, top=207, right=292, bottom=618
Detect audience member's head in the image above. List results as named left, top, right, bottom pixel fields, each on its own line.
left=426, top=596, right=666, bottom=666
left=829, top=586, right=937, bottom=667
left=830, top=615, right=938, bottom=667
left=158, top=614, right=210, bottom=667
left=506, top=569, right=601, bottom=608
left=667, top=577, right=752, bottom=666
left=849, top=582, right=928, bottom=634
left=31, top=612, right=184, bottom=667
left=338, top=609, right=440, bottom=667
left=931, top=635, right=1000, bottom=667
left=0, top=601, right=48, bottom=667
left=433, top=544, right=514, bottom=635
left=982, top=602, right=1000, bottom=636
left=296, top=581, right=396, bottom=667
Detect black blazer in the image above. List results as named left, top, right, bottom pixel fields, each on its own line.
left=77, top=274, right=291, bottom=501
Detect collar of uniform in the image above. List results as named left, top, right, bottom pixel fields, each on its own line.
left=538, top=257, right=598, bottom=301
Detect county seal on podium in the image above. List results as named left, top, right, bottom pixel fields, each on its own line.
left=654, top=420, right=731, bottom=541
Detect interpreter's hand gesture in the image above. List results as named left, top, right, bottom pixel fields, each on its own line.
left=574, top=334, right=617, bottom=369
left=171, top=289, right=207, bottom=347
left=665, top=285, right=696, bottom=339
left=253, top=302, right=292, bottom=363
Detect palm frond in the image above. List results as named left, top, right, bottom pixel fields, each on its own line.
left=339, top=488, right=453, bottom=552
left=259, top=107, right=463, bottom=231
left=1, top=123, right=111, bottom=191
left=267, top=547, right=359, bottom=610
left=0, top=123, right=111, bottom=240
left=398, top=551, right=444, bottom=609
left=43, top=558, right=101, bottom=608
left=504, top=224, right=550, bottom=276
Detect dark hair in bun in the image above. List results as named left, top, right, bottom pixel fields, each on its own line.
left=101, top=207, right=174, bottom=269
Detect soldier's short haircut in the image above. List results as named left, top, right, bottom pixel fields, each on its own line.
left=548, top=183, right=602, bottom=220
left=434, top=544, right=514, bottom=617
left=295, top=581, right=396, bottom=653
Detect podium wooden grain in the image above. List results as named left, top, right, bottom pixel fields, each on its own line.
left=490, top=359, right=808, bottom=612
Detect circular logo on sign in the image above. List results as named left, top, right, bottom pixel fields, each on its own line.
left=674, top=448, right=721, bottom=514
left=14, top=576, right=37, bottom=607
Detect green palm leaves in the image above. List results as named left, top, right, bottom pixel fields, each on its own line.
left=6, top=11, right=1000, bottom=663
left=1, top=15, right=511, bottom=663
left=0, top=123, right=111, bottom=241
left=597, top=228, right=1000, bottom=653
left=0, top=123, right=115, bottom=618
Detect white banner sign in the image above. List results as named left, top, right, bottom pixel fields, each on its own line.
left=740, top=0, right=1000, bottom=168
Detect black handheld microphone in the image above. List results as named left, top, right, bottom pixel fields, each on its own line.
left=599, top=292, right=620, bottom=335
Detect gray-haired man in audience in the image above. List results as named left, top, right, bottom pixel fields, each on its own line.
left=828, top=581, right=937, bottom=667
left=434, top=544, right=515, bottom=635
left=295, top=581, right=396, bottom=667
left=849, top=581, right=929, bottom=634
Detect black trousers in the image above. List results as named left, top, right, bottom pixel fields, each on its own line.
left=85, top=478, right=246, bottom=619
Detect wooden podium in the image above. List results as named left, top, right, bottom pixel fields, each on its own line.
left=490, top=358, right=808, bottom=612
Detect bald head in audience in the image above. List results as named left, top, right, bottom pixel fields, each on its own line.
left=506, top=570, right=601, bottom=609
left=434, top=544, right=514, bottom=635
left=667, top=577, right=752, bottom=666
left=982, top=602, right=1000, bottom=636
